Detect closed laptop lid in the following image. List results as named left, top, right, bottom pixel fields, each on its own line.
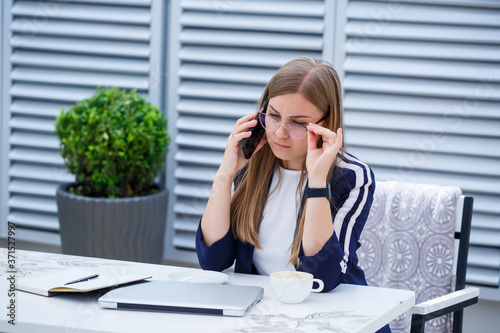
left=98, top=280, right=264, bottom=317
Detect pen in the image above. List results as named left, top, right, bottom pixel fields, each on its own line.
left=64, top=274, right=99, bottom=285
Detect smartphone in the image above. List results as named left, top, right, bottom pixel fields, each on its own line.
left=241, top=99, right=268, bottom=159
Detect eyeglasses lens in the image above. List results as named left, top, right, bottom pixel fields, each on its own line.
left=258, top=113, right=267, bottom=128
left=259, top=114, right=306, bottom=139
left=287, top=124, right=306, bottom=139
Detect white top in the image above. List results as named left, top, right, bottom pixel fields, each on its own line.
left=253, top=167, right=306, bottom=276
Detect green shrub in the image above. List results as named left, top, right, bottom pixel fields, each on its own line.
left=55, top=87, right=170, bottom=198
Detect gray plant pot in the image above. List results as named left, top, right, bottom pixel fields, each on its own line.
left=56, top=183, right=168, bottom=264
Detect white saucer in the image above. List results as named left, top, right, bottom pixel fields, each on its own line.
left=167, top=270, right=228, bottom=284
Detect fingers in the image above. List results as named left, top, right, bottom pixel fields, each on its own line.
left=229, top=112, right=259, bottom=142
left=334, top=128, right=343, bottom=150
left=307, top=127, right=317, bottom=152
left=307, top=124, right=342, bottom=148
left=234, top=112, right=258, bottom=127
left=228, top=130, right=252, bottom=142
left=307, top=123, right=332, bottom=138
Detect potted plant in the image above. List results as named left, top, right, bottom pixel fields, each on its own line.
left=55, top=87, right=170, bottom=263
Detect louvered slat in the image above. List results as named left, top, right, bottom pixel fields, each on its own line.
left=9, top=148, right=64, bottom=165
left=344, top=93, right=500, bottom=119
left=175, top=133, right=228, bottom=150
left=178, top=81, right=263, bottom=101
left=181, top=0, right=325, bottom=17
left=174, top=200, right=206, bottom=216
left=344, top=75, right=500, bottom=100
left=10, top=116, right=57, bottom=133
left=347, top=1, right=500, bottom=26
left=12, top=1, right=151, bottom=24
left=370, top=166, right=498, bottom=198
left=173, top=220, right=199, bottom=232
left=345, top=111, right=500, bottom=138
left=10, top=132, right=58, bottom=149
left=7, top=211, right=59, bottom=231
left=179, top=64, right=274, bottom=84
left=175, top=149, right=223, bottom=167
left=9, top=195, right=57, bottom=213
left=176, top=116, right=235, bottom=135
left=9, top=180, right=59, bottom=197
left=11, top=67, right=146, bottom=88
left=177, top=99, right=253, bottom=118
left=172, top=233, right=197, bottom=250
left=346, top=21, right=500, bottom=43
left=61, top=0, right=152, bottom=5
left=174, top=182, right=212, bottom=197
left=11, top=36, right=149, bottom=58
left=471, top=230, right=500, bottom=248
left=345, top=39, right=500, bottom=62
left=10, top=100, right=74, bottom=117
left=11, top=20, right=150, bottom=41
left=174, top=166, right=218, bottom=183
left=180, top=46, right=319, bottom=67
left=180, top=12, right=324, bottom=34
left=345, top=56, right=500, bottom=81
left=345, top=127, right=500, bottom=158
left=11, top=51, right=149, bottom=74
left=352, top=146, right=500, bottom=177
left=180, top=29, right=323, bottom=50
left=468, top=247, right=500, bottom=270
left=467, top=267, right=499, bottom=287
left=473, top=213, right=500, bottom=230
left=9, top=164, right=74, bottom=183
left=10, top=83, right=100, bottom=102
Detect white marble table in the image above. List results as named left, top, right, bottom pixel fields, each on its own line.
left=0, top=249, right=415, bottom=333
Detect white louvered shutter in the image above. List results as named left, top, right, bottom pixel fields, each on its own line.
left=341, top=0, right=500, bottom=300
left=164, top=0, right=334, bottom=264
left=3, top=0, right=164, bottom=244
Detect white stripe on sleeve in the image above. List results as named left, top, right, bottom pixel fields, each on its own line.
left=335, top=154, right=373, bottom=263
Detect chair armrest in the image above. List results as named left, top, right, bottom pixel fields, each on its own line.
left=413, top=287, right=480, bottom=316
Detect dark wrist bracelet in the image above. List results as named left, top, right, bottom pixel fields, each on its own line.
left=306, top=184, right=331, bottom=199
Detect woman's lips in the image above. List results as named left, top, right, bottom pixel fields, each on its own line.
left=273, top=142, right=290, bottom=149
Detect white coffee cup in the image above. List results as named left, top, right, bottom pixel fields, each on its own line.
left=270, top=271, right=324, bottom=304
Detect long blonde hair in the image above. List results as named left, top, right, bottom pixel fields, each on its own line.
left=230, top=57, right=345, bottom=266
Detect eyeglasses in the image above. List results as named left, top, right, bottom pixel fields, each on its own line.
left=257, top=112, right=329, bottom=140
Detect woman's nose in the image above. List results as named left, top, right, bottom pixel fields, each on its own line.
left=275, top=123, right=289, bottom=138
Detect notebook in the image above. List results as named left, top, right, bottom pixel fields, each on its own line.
left=98, top=280, right=264, bottom=317
left=17, top=269, right=151, bottom=297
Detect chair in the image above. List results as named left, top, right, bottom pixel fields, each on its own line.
left=358, top=181, right=479, bottom=333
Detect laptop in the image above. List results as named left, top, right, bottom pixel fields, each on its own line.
left=98, top=280, right=264, bottom=317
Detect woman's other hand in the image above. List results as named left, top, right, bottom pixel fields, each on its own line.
left=305, top=125, right=343, bottom=187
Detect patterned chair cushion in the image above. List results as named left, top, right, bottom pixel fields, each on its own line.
left=358, top=181, right=462, bottom=333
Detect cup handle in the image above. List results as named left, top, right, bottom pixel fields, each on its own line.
left=312, top=278, right=324, bottom=293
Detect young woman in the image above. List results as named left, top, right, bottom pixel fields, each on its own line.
left=196, top=57, right=376, bottom=296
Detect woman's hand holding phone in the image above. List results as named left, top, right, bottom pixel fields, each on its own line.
left=217, top=112, right=267, bottom=181
left=203, top=114, right=266, bottom=247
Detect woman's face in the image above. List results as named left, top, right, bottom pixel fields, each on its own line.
left=265, top=93, right=326, bottom=170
